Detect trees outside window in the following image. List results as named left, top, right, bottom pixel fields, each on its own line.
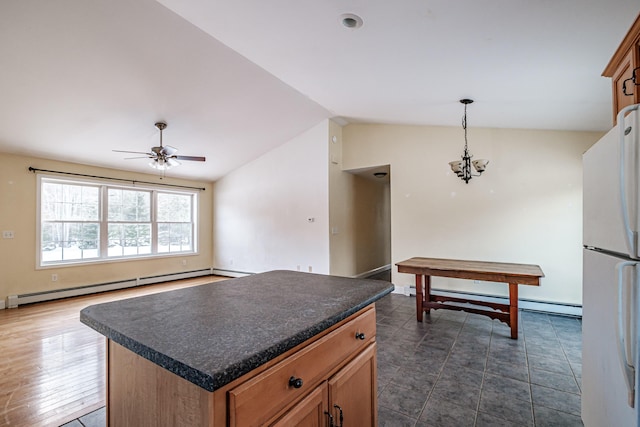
left=38, top=176, right=198, bottom=266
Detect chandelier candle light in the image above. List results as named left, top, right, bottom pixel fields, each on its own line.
left=448, top=99, right=489, bottom=184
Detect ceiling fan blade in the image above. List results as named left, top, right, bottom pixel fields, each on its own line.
left=161, top=145, right=178, bottom=156
left=167, top=158, right=181, bottom=167
left=124, top=156, right=152, bottom=160
left=113, top=149, right=154, bottom=156
left=175, top=155, right=206, bottom=162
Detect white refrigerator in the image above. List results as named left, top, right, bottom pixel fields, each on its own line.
left=583, top=103, right=640, bottom=426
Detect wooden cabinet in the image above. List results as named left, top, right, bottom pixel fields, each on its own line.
left=327, top=343, right=377, bottom=426
left=271, top=383, right=328, bottom=427
left=603, top=13, right=640, bottom=124
left=269, top=343, right=377, bottom=427
left=107, top=305, right=378, bottom=426
left=228, top=307, right=376, bottom=426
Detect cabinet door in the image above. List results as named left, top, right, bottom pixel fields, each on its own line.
left=271, top=382, right=328, bottom=427
left=611, top=49, right=636, bottom=124
left=328, top=343, right=377, bottom=427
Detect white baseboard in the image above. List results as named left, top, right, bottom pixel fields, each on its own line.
left=211, top=268, right=252, bottom=278
left=6, top=268, right=215, bottom=308
left=353, top=264, right=392, bottom=279
left=397, top=285, right=582, bottom=317
left=212, top=265, right=392, bottom=280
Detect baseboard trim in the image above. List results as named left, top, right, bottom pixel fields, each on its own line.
left=211, top=268, right=253, bottom=278
left=353, top=264, right=392, bottom=279
left=396, top=285, right=582, bottom=317
left=6, top=268, right=216, bottom=308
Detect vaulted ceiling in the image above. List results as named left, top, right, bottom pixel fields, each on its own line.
left=0, top=0, right=637, bottom=180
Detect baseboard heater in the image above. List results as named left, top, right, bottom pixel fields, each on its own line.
left=6, top=268, right=216, bottom=308
left=400, top=285, right=582, bottom=317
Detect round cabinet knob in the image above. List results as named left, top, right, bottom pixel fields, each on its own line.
left=288, top=376, right=303, bottom=389
left=355, top=332, right=366, bottom=340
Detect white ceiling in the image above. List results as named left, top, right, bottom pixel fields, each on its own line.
left=0, top=0, right=638, bottom=181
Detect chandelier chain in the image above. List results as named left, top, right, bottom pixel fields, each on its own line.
left=462, top=103, right=468, bottom=152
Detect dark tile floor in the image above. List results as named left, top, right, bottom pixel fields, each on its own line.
left=62, top=293, right=583, bottom=427
left=376, top=293, right=583, bottom=427
left=61, top=407, right=105, bottom=427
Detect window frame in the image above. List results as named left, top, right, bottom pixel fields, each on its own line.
left=37, top=174, right=199, bottom=268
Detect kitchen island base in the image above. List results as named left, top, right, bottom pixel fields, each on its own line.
left=106, top=306, right=378, bottom=426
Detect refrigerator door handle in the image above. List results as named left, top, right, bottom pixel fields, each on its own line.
left=618, top=103, right=640, bottom=257
left=617, top=260, right=637, bottom=407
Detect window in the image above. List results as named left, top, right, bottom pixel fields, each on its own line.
left=38, top=176, right=198, bottom=266
left=41, top=181, right=100, bottom=262
left=107, top=188, right=152, bottom=257
left=157, top=193, right=194, bottom=253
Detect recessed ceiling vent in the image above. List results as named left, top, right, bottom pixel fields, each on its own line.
left=340, top=13, right=363, bottom=29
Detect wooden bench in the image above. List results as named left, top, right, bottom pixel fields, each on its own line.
left=396, top=257, right=544, bottom=339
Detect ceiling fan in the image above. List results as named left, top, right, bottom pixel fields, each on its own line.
left=114, top=122, right=206, bottom=171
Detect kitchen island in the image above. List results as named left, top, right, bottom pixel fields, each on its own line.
left=80, top=270, right=393, bottom=426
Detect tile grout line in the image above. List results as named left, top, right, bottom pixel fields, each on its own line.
left=472, top=313, right=491, bottom=427
left=523, top=311, right=537, bottom=427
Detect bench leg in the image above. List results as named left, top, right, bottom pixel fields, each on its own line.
left=424, top=275, right=431, bottom=313
left=509, top=283, right=518, bottom=339
left=415, top=275, right=423, bottom=322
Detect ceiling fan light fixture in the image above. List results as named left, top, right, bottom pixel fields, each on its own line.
left=149, top=158, right=173, bottom=171
left=114, top=121, right=205, bottom=173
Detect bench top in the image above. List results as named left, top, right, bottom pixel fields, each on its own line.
left=396, top=257, right=544, bottom=285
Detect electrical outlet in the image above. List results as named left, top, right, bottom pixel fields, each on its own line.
left=51, top=274, right=58, bottom=282
left=181, top=259, right=187, bottom=266
left=2, top=230, right=14, bottom=239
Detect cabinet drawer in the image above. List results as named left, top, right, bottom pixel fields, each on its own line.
left=228, top=307, right=376, bottom=427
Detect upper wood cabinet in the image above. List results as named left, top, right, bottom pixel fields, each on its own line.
left=603, top=13, right=640, bottom=124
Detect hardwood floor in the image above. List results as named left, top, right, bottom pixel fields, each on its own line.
left=0, top=275, right=228, bottom=427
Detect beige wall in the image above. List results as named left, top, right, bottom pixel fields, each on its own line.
left=1, top=122, right=601, bottom=306
left=343, top=123, right=602, bottom=305
left=350, top=174, right=391, bottom=274
left=329, top=121, right=391, bottom=277
left=328, top=121, right=355, bottom=276
left=0, top=153, right=213, bottom=302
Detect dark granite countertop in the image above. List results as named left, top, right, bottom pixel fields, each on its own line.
left=80, top=270, right=393, bottom=392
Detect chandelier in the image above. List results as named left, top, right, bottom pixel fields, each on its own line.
left=448, top=99, right=489, bottom=184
